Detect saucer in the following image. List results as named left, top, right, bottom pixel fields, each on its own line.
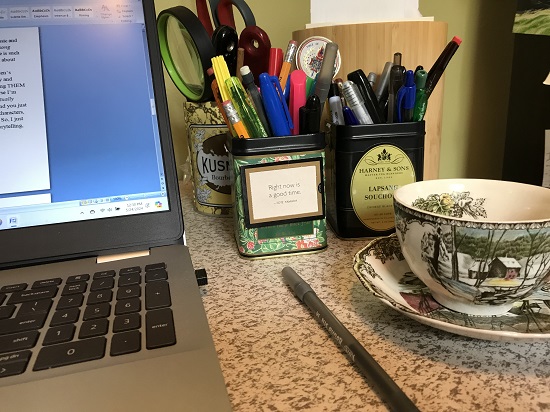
left=353, top=234, right=550, bottom=341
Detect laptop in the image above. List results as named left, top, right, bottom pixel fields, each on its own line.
left=0, top=0, right=232, bottom=410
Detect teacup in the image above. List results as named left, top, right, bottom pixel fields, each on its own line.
left=393, top=179, right=550, bottom=315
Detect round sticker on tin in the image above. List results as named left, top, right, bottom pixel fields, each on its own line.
left=350, top=144, right=416, bottom=232
left=296, top=36, right=341, bottom=80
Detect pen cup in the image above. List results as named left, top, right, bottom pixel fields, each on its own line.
left=228, top=133, right=328, bottom=258
left=326, top=121, right=425, bottom=238
left=183, top=101, right=233, bottom=216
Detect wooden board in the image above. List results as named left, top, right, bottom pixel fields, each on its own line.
left=293, top=21, right=448, bottom=179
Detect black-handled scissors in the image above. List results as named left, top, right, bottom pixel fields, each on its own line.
left=208, top=0, right=256, bottom=29
left=196, top=0, right=255, bottom=36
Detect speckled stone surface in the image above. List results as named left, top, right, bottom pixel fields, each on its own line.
left=180, top=182, right=550, bottom=412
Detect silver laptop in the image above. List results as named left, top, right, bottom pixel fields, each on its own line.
left=0, top=0, right=231, bottom=410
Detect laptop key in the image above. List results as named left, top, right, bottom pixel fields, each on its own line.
left=117, top=285, right=141, bottom=300
left=93, top=270, right=116, bottom=279
left=83, top=303, right=111, bottom=320
left=115, top=298, right=141, bottom=315
left=90, top=278, right=114, bottom=291
left=33, top=337, right=106, bottom=371
left=79, top=319, right=109, bottom=339
left=67, top=274, right=90, bottom=283
left=0, top=293, right=5, bottom=305
left=0, top=313, right=47, bottom=335
left=0, top=283, right=27, bottom=293
left=145, top=262, right=166, bottom=271
left=0, top=350, right=32, bottom=378
left=7, top=286, right=58, bottom=304
left=0, top=331, right=40, bottom=354
left=113, top=313, right=141, bottom=333
left=18, top=299, right=53, bottom=316
left=0, top=305, right=16, bottom=320
left=62, top=282, right=87, bottom=296
left=87, top=290, right=113, bottom=305
left=43, top=325, right=75, bottom=346
left=50, top=308, right=80, bottom=327
left=146, top=308, right=176, bottom=349
left=110, top=330, right=141, bottom=356
left=145, top=281, right=171, bottom=310
left=32, top=278, right=62, bottom=289
left=118, top=273, right=141, bottom=287
left=145, top=269, right=168, bottom=282
left=119, top=266, right=141, bottom=275
left=57, top=294, right=84, bottom=310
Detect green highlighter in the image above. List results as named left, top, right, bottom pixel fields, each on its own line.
left=413, top=69, right=428, bottom=121
left=225, top=77, right=268, bottom=138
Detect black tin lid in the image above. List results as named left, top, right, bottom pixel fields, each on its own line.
left=230, top=133, right=326, bottom=156
left=331, top=121, right=425, bottom=152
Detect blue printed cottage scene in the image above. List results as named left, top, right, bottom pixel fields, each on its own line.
left=394, top=191, right=550, bottom=307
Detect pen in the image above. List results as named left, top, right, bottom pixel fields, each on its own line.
left=268, top=47, right=283, bottom=77
left=289, top=69, right=307, bottom=135
left=425, top=36, right=462, bottom=98
left=240, top=65, right=272, bottom=135
left=367, top=72, right=377, bottom=89
left=222, top=100, right=250, bottom=139
left=347, top=69, right=385, bottom=123
left=374, top=61, right=393, bottom=105
left=328, top=83, right=345, bottom=126
left=413, top=69, right=428, bottom=121
left=298, top=94, right=321, bottom=134
left=396, top=70, right=416, bottom=122
left=342, top=106, right=359, bottom=126
left=387, top=52, right=405, bottom=123
left=226, top=76, right=267, bottom=138
left=313, top=42, right=339, bottom=113
left=333, top=77, right=346, bottom=107
left=342, top=81, right=373, bottom=125
left=282, top=267, right=420, bottom=412
left=279, top=40, right=298, bottom=91
left=259, top=73, right=293, bottom=136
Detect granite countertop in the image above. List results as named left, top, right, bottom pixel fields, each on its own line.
left=180, top=182, right=550, bottom=412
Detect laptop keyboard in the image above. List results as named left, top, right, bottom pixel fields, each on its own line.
left=0, top=263, right=176, bottom=378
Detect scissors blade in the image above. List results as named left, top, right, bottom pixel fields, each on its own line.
left=196, top=0, right=214, bottom=36
left=216, top=0, right=236, bottom=29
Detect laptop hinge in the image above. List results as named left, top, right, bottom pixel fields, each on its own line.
left=96, top=249, right=150, bottom=264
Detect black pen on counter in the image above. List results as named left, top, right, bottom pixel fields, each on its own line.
left=282, top=267, right=420, bottom=412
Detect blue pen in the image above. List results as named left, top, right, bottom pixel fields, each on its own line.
left=283, top=74, right=291, bottom=102
left=343, top=106, right=359, bottom=126
left=396, top=70, right=416, bottom=122
left=259, top=73, right=293, bottom=136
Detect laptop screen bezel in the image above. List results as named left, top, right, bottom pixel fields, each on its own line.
left=0, top=0, right=185, bottom=269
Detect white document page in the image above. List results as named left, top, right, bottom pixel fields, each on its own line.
left=0, top=26, right=50, bottom=195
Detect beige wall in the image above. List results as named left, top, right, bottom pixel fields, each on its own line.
left=153, top=0, right=310, bottom=176
left=154, top=0, right=517, bottom=179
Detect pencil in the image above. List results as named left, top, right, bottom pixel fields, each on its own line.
left=279, top=40, right=298, bottom=91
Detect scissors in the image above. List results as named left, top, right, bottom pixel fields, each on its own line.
left=157, top=1, right=264, bottom=102
left=197, top=0, right=256, bottom=75
left=196, top=0, right=256, bottom=36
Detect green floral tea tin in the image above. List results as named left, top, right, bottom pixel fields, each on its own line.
left=229, top=134, right=327, bottom=258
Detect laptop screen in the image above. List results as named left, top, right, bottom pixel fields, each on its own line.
left=0, top=0, right=170, bottom=231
